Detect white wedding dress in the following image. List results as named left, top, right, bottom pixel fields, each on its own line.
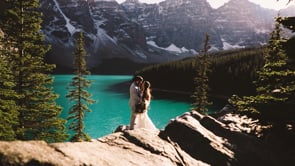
left=133, top=100, right=157, bottom=130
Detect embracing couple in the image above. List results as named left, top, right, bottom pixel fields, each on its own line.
left=128, top=75, right=157, bottom=130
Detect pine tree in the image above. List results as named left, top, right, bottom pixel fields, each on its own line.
left=191, top=33, right=212, bottom=114
left=0, top=0, right=67, bottom=142
left=277, top=14, right=295, bottom=69
left=0, top=40, right=18, bottom=140
left=67, top=32, right=95, bottom=142
left=229, top=18, right=295, bottom=123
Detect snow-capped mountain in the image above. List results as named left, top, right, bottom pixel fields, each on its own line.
left=121, top=0, right=215, bottom=53
left=40, top=0, right=292, bottom=73
left=41, top=0, right=182, bottom=72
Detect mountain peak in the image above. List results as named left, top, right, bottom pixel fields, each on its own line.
left=94, top=0, right=116, bottom=2
left=160, top=0, right=212, bottom=10
left=124, top=0, right=140, bottom=3
left=226, top=0, right=270, bottom=9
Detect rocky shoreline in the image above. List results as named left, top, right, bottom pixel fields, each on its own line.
left=0, top=107, right=294, bottom=166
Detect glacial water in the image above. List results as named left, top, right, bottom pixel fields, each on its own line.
left=53, top=75, right=224, bottom=139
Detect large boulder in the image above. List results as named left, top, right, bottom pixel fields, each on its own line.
left=162, top=111, right=276, bottom=166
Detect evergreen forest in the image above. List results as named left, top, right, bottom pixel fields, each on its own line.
left=136, top=47, right=265, bottom=97
left=0, top=0, right=68, bottom=142
left=0, top=0, right=94, bottom=142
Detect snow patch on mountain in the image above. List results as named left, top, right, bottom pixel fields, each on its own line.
left=222, top=38, right=245, bottom=50
left=52, top=0, right=77, bottom=36
left=90, top=13, right=118, bottom=53
left=255, top=28, right=270, bottom=34
left=147, top=40, right=196, bottom=55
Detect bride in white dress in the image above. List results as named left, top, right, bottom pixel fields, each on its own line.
left=133, top=81, right=157, bottom=130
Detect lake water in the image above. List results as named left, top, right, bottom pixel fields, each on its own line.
left=53, top=75, right=225, bottom=139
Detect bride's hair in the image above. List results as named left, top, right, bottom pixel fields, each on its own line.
left=142, top=81, right=151, bottom=101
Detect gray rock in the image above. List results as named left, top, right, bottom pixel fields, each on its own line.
left=0, top=129, right=208, bottom=166
left=0, top=141, right=74, bottom=166
left=1, top=111, right=294, bottom=166
left=163, top=111, right=277, bottom=166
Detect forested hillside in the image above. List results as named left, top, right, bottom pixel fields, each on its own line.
left=135, top=47, right=265, bottom=97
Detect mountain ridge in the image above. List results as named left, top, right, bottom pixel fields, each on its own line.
left=39, top=0, right=293, bottom=73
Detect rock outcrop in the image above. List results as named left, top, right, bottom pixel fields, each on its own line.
left=163, top=111, right=273, bottom=166
left=1, top=110, right=294, bottom=166
left=0, top=129, right=207, bottom=166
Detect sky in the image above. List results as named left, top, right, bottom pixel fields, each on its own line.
left=115, top=0, right=294, bottom=10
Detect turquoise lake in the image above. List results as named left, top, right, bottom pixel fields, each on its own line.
left=53, top=75, right=225, bottom=139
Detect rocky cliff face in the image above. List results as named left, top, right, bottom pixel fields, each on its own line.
left=213, top=0, right=275, bottom=49
left=124, top=0, right=213, bottom=47
left=38, top=0, right=293, bottom=73
left=1, top=109, right=294, bottom=166
left=41, top=0, right=182, bottom=73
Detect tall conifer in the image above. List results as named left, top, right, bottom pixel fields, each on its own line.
left=229, top=18, right=295, bottom=123
left=191, top=33, right=212, bottom=114
left=67, top=32, right=95, bottom=142
left=0, top=0, right=67, bottom=142
left=0, top=31, right=18, bottom=140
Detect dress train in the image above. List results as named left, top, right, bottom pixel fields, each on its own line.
left=133, top=112, right=157, bottom=130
